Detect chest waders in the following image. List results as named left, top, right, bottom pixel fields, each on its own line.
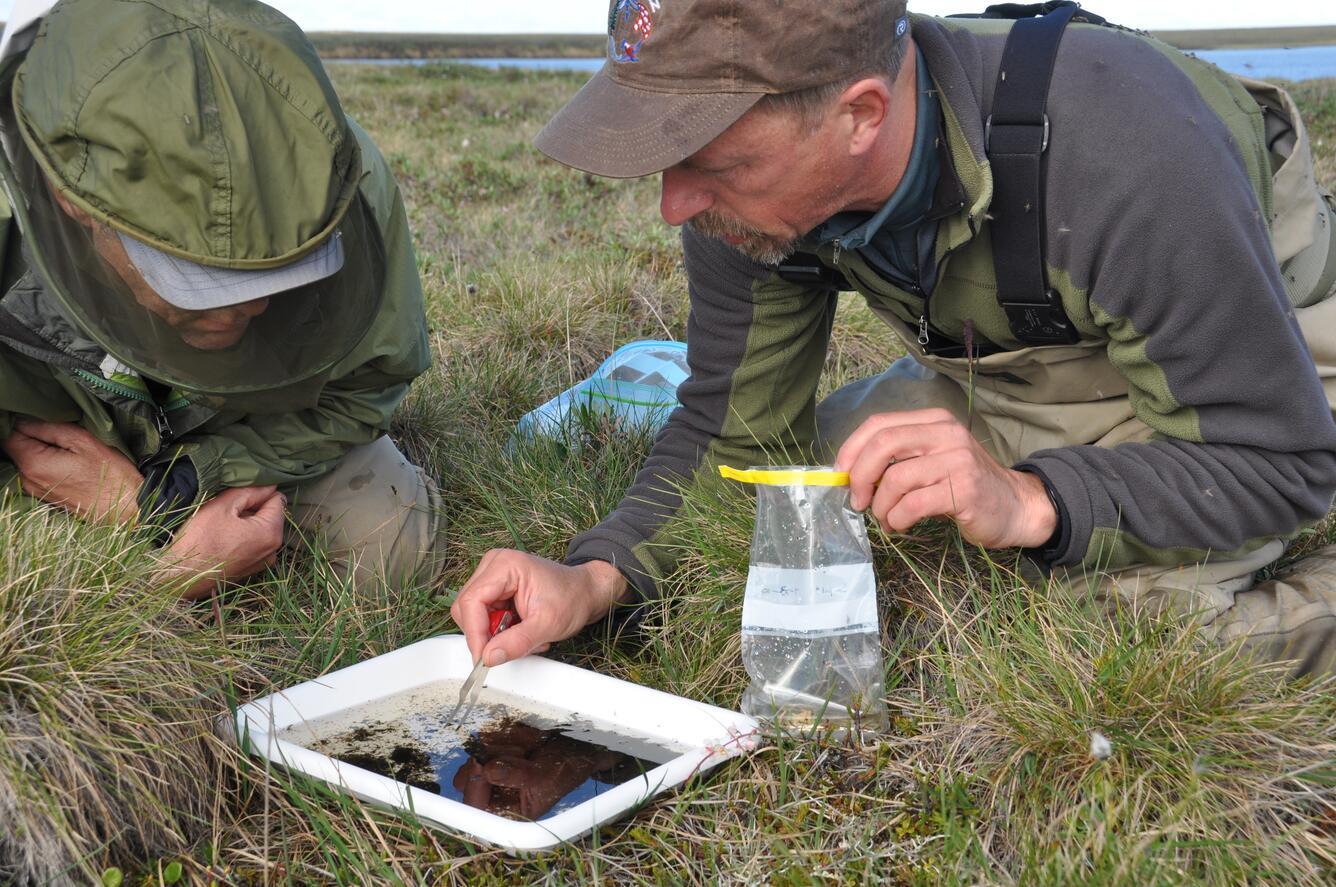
left=777, top=1, right=1101, bottom=349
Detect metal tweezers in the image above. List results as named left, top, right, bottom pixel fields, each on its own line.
left=448, top=607, right=517, bottom=726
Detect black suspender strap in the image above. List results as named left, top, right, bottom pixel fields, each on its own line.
left=984, top=1, right=1080, bottom=345
left=967, top=1, right=1103, bottom=23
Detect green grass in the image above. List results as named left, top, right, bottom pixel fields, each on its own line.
left=2, top=62, right=1336, bottom=885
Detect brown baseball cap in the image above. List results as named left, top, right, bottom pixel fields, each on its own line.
left=534, top=0, right=911, bottom=178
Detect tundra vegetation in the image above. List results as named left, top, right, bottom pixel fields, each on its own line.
left=1, top=62, right=1335, bottom=886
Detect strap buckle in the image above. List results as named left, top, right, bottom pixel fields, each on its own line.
left=998, top=289, right=1079, bottom=344
left=985, top=113, right=1050, bottom=153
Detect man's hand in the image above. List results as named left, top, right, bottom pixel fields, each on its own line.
left=835, top=408, right=1056, bottom=549
left=451, top=551, right=630, bottom=667
left=1, top=419, right=143, bottom=525
left=157, top=485, right=287, bottom=600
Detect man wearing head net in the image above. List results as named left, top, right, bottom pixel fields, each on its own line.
left=0, top=0, right=440, bottom=596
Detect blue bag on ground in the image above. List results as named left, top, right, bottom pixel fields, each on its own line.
left=514, top=340, right=689, bottom=439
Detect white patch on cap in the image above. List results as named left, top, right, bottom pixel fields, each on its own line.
left=116, top=230, right=345, bottom=310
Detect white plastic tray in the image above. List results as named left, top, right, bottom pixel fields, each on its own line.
left=231, top=635, right=759, bottom=852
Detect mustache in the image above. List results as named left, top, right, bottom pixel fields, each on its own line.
left=688, top=210, right=766, bottom=242
left=686, top=212, right=800, bottom=266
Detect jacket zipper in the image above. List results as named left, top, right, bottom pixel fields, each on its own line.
left=914, top=213, right=978, bottom=355
left=834, top=248, right=940, bottom=349
left=830, top=199, right=973, bottom=356
left=72, top=367, right=188, bottom=448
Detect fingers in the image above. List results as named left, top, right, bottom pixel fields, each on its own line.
left=874, top=481, right=955, bottom=535
left=452, top=549, right=519, bottom=663
left=217, top=484, right=280, bottom=514
left=13, top=419, right=86, bottom=449
left=854, top=436, right=1034, bottom=547
left=865, top=450, right=956, bottom=522
left=845, top=418, right=966, bottom=510
left=481, top=621, right=549, bottom=668
left=2, top=428, right=47, bottom=462
left=241, top=497, right=285, bottom=575
left=482, top=756, right=542, bottom=788
left=455, top=759, right=492, bottom=808
left=179, top=576, right=219, bottom=602
left=250, top=489, right=288, bottom=533
left=834, top=408, right=957, bottom=473
left=451, top=551, right=601, bottom=666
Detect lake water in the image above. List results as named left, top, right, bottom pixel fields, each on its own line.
left=329, top=45, right=1336, bottom=82
left=1197, top=45, right=1336, bottom=81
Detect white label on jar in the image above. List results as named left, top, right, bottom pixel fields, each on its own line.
left=741, top=563, right=878, bottom=634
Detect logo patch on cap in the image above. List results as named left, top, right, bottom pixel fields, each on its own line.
left=608, top=0, right=661, bottom=63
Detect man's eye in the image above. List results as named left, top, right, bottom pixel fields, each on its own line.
left=688, top=159, right=739, bottom=176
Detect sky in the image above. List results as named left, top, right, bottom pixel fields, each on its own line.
left=0, top=1, right=1332, bottom=35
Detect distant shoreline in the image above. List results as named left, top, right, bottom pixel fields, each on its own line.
left=307, top=25, right=1336, bottom=60
left=1155, top=25, right=1336, bottom=50
left=308, top=32, right=605, bottom=60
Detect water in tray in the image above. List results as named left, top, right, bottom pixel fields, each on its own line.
left=278, top=680, right=684, bottom=821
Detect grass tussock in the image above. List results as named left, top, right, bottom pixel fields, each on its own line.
left=0, top=501, right=235, bottom=884
left=879, top=548, right=1336, bottom=884
left=3, top=64, right=1336, bottom=884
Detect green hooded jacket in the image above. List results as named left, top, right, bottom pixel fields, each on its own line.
left=0, top=0, right=429, bottom=501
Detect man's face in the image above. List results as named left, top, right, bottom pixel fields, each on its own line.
left=51, top=187, right=270, bottom=350
left=659, top=105, right=857, bottom=264
left=86, top=222, right=270, bottom=351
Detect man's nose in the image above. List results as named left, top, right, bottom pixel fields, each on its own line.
left=235, top=296, right=270, bottom=319
left=659, top=166, right=714, bottom=227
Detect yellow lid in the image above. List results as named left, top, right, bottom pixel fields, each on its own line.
left=718, top=465, right=850, bottom=486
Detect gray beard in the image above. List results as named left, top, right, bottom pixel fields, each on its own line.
left=686, top=213, right=800, bottom=266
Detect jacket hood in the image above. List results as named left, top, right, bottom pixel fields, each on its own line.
left=10, top=0, right=361, bottom=270
left=0, top=0, right=387, bottom=398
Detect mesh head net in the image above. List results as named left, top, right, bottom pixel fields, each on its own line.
left=0, top=108, right=384, bottom=396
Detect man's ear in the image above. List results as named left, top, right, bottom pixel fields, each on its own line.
left=840, top=77, right=892, bottom=157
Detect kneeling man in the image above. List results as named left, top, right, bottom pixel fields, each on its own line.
left=0, top=0, right=441, bottom=595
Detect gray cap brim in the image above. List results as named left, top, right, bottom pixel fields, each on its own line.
left=118, top=230, right=345, bottom=310
left=534, top=65, right=762, bottom=178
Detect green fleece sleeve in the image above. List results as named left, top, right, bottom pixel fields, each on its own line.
left=566, top=225, right=836, bottom=602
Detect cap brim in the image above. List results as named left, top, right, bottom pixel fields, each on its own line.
left=118, top=229, right=346, bottom=310
left=534, top=65, right=762, bottom=178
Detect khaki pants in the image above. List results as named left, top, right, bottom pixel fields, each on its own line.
left=816, top=356, right=1336, bottom=679
left=285, top=435, right=445, bottom=588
